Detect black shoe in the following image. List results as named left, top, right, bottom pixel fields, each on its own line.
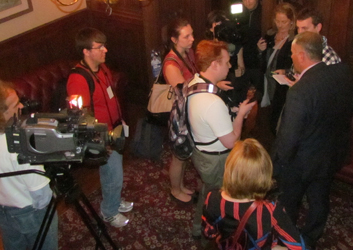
left=170, top=193, right=193, bottom=205
left=191, top=191, right=199, bottom=204
left=192, top=234, right=201, bottom=240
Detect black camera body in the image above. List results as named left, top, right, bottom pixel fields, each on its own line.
left=214, top=20, right=242, bottom=45
left=6, top=109, right=109, bottom=165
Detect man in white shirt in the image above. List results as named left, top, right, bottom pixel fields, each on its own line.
left=0, top=81, right=58, bottom=250
left=189, top=40, right=255, bottom=238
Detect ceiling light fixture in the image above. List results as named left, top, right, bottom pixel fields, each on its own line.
left=56, top=0, right=79, bottom=6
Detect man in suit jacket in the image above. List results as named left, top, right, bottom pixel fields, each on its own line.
left=272, top=32, right=353, bottom=249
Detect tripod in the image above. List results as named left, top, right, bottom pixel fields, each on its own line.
left=0, top=164, right=120, bottom=250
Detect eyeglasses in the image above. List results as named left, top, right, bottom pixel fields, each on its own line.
left=90, top=44, right=107, bottom=51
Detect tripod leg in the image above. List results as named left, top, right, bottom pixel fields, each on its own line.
left=72, top=192, right=120, bottom=250
left=32, top=196, right=58, bottom=250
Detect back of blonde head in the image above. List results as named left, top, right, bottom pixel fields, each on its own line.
left=222, top=139, right=273, bottom=200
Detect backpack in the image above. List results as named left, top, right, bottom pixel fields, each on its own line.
left=168, top=78, right=220, bottom=160
left=69, top=66, right=96, bottom=113
left=130, top=117, right=165, bottom=160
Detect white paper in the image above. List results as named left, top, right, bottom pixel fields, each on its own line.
left=272, top=74, right=291, bottom=86
left=122, top=120, right=129, bottom=137
left=106, top=86, right=114, bottom=99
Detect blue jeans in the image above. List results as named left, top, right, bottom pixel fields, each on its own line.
left=99, top=150, right=123, bottom=218
left=0, top=205, right=58, bottom=250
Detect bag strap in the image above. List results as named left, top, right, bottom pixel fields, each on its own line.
left=232, top=201, right=260, bottom=245
left=185, top=82, right=220, bottom=146
left=70, top=67, right=95, bottom=114
left=171, top=46, right=196, bottom=74
left=153, top=57, right=179, bottom=86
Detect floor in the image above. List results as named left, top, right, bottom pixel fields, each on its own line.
left=2, top=100, right=348, bottom=249
left=0, top=101, right=268, bottom=249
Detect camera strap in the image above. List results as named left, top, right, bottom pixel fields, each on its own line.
left=171, top=47, right=197, bottom=75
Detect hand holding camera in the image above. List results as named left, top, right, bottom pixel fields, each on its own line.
left=257, top=37, right=267, bottom=52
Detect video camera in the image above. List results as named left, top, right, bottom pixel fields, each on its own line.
left=214, top=20, right=242, bottom=45
left=5, top=105, right=109, bottom=165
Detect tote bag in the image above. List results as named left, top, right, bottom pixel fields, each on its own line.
left=146, top=58, right=177, bottom=126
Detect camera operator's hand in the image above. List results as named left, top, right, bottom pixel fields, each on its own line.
left=216, top=81, right=233, bottom=91
left=257, top=38, right=267, bottom=52
left=105, top=145, right=113, bottom=155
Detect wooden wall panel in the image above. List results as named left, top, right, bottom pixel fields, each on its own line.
left=87, top=1, right=149, bottom=102
left=91, top=11, right=147, bottom=93
left=0, top=10, right=91, bottom=81
left=348, top=1, right=353, bottom=72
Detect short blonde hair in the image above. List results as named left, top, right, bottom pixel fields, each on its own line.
left=222, top=139, right=273, bottom=200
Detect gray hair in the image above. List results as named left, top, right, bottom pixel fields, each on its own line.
left=293, top=31, right=323, bottom=62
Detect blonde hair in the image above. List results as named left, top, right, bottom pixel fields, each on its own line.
left=269, top=2, right=297, bottom=39
left=222, top=139, right=273, bottom=200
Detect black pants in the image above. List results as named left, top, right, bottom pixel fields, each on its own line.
left=277, top=169, right=333, bottom=247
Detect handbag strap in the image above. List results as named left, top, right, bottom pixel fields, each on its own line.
left=232, top=201, right=260, bottom=244
left=152, top=57, right=179, bottom=86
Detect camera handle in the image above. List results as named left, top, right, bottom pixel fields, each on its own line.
left=0, top=166, right=120, bottom=250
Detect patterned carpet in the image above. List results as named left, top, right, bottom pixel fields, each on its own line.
left=58, top=148, right=353, bottom=250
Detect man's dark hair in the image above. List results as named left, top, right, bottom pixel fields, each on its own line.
left=206, top=10, right=228, bottom=30
left=75, top=27, right=107, bottom=58
left=294, top=31, right=323, bottom=62
left=297, top=8, right=323, bottom=27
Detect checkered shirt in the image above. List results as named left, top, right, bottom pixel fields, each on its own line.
left=322, top=36, right=341, bottom=65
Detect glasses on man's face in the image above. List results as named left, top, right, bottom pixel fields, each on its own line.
left=90, top=44, right=107, bottom=51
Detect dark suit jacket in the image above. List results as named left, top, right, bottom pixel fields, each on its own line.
left=272, top=62, right=353, bottom=181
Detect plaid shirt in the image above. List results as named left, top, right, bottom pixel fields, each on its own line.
left=322, top=36, right=341, bottom=65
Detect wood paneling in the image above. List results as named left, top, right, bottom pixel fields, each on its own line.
left=0, top=10, right=91, bottom=81
left=1, top=0, right=351, bottom=96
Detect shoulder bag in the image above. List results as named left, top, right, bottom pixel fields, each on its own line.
left=146, top=58, right=177, bottom=126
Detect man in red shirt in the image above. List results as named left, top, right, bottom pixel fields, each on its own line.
left=67, top=28, right=133, bottom=228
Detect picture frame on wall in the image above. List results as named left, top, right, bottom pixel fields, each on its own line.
left=0, top=0, right=33, bottom=24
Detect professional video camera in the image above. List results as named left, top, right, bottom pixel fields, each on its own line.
left=214, top=19, right=243, bottom=45
left=5, top=102, right=109, bottom=165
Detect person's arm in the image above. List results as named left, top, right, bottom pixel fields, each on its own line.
left=164, top=63, right=185, bottom=87
left=272, top=86, right=307, bottom=166
left=235, top=47, right=245, bottom=77
left=218, top=99, right=256, bottom=148
left=19, top=163, right=52, bottom=209
left=29, top=185, right=52, bottom=209
left=202, top=191, right=221, bottom=239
